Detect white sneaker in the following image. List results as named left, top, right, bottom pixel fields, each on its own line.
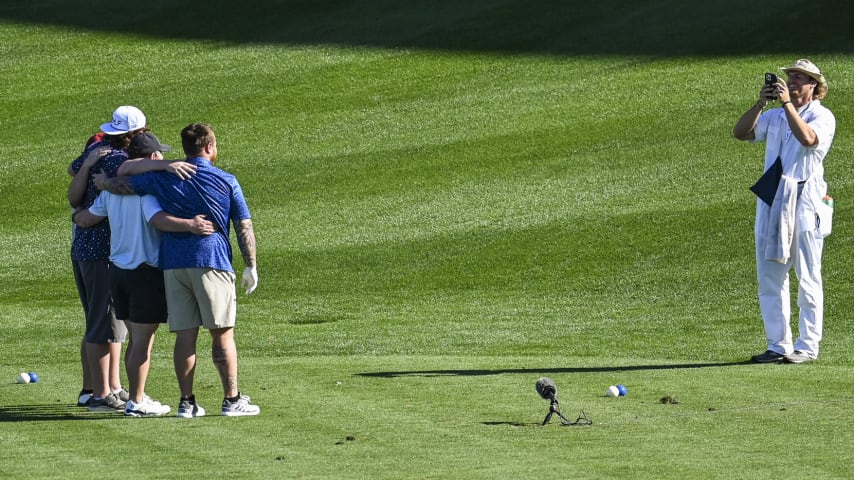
left=221, top=394, right=261, bottom=417
left=176, top=398, right=206, bottom=418
left=125, top=397, right=171, bottom=417
left=113, top=387, right=131, bottom=403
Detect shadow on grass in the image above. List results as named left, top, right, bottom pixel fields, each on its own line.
left=0, top=404, right=121, bottom=422
left=0, top=0, right=852, bottom=56
left=357, top=360, right=753, bottom=378
left=482, top=421, right=541, bottom=427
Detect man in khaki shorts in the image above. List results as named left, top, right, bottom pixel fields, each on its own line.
left=76, top=131, right=213, bottom=416
left=103, top=123, right=260, bottom=417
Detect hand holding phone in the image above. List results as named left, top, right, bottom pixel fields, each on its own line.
left=764, top=73, right=779, bottom=100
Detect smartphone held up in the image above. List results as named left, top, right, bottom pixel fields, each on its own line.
left=764, top=72, right=779, bottom=100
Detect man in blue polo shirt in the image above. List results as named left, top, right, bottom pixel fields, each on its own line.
left=101, top=123, right=260, bottom=417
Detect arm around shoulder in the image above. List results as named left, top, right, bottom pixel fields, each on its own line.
left=148, top=212, right=215, bottom=235
left=95, top=173, right=136, bottom=195
left=117, top=158, right=165, bottom=176
left=118, top=158, right=197, bottom=179
left=72, top=208, right=105, bottom=228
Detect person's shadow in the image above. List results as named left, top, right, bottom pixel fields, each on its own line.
left=356, top=360, right=753, bottom=378
left=0, top=404, right=121, bottom=422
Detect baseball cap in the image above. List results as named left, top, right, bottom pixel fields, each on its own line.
left=780, top=59, right=826, bottom=84
left=99, top=106, right=147, bottom=135
left=127, top=132, right=172, bottom=157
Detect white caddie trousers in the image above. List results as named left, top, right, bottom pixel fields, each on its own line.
left=754, top=191, right=824, bottom=357
left=750, top=99, right=834, bottom=359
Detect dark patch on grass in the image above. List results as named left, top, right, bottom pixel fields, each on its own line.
left=0, top=1, right=851, bottom=55
left=289, top=314, right=345, bottom=325
left=0, top=404, right=121, bottom=422
left=482, top=421, right=539, bottom=427
left=357, top=360, right=753, bottom=378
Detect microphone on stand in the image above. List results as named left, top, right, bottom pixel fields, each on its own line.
left=535, top=377, right=592, bottom=426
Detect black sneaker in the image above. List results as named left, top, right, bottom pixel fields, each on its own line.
left=751, top=350, right=786, bottom=363
left=77, top=389, right=93, bottom=407
left=86, top=392, right=126, bottom=413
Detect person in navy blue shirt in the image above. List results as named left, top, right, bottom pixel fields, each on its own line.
left=100, top=123, right=260, bottom=417
left=68, top=105, right=148, bottom=410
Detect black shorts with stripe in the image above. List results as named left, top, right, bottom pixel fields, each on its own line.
left=109, top=263, right=167, bottom=324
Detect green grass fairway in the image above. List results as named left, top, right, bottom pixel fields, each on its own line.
left=1, top=2, right=853, bottom=479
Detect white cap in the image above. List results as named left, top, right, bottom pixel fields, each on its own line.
left=99, top=106, right=146, bottom=135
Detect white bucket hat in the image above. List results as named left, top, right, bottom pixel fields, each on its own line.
left=780, top=59, right=826, bottom=85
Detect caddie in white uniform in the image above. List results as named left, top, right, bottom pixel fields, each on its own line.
left=732, top=59, right=836, bottom=364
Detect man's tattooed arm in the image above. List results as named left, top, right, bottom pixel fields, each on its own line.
left=235, top=219, right=256, bottom=268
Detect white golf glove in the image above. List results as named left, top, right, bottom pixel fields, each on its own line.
left=241, top=267, right=258, bottom=294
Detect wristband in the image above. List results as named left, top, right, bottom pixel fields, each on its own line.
left=781, top=101, right=791, bottom=106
